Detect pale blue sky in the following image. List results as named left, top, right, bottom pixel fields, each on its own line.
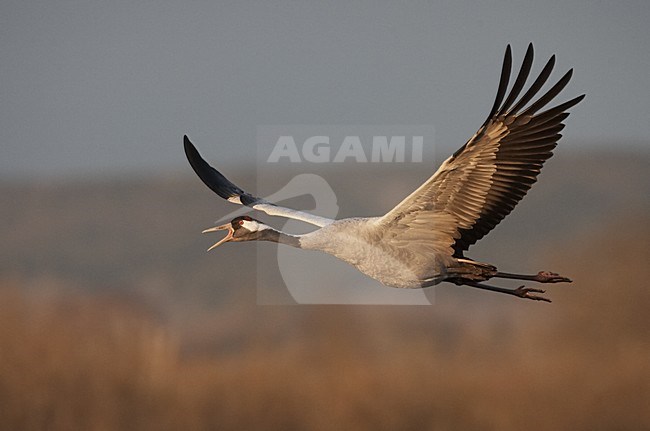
left=1, top=0, right=649, bottom=177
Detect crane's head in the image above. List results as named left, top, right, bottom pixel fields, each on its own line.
left=202, top=215, right=272, bottom=251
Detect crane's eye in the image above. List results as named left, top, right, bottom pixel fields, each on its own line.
left=238, top=220, right=244, bottom=226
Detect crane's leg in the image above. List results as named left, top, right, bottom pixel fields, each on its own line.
left=464, top=281, right=551, bottom=302
left=494, top=271, right=572, bottom=283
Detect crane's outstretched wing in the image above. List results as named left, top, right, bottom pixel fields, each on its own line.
left=184, top=135, right=333, bottom=227
left=378, top=44, right=584, bottom=257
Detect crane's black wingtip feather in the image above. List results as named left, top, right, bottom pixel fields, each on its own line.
left=183, top=135, right=213, bottom=185
left=183, top=135, right=204, bottom=168
left=548, top=55, right=556, bottom=70
left=182, top=136, right=247, bottom=201
left=183, top=135, right=197, bottom=161
left=504, top=45, right=512, bottom=64
left=563, top=93, right=586, bottom=111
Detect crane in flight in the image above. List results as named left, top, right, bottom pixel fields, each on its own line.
left=185, top=44, right=583, bottom=302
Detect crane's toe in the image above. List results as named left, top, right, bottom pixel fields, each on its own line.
left=514, top=286, right=551, bottom=303
left=535, top=271, right=572, bottom=283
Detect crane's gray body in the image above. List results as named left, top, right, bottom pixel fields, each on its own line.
left=299, top=217, right=462, bottom=288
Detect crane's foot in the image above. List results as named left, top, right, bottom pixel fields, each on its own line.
left=494, top=270, right=572, bottom=284
left=535, top=271, right=572, bottom=283
left=513, top=285, right=551, bottom=302
left=464, top=281, right=552, bottom=303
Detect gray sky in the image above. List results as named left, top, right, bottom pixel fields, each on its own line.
left=1, top=0, right=649, bottom=177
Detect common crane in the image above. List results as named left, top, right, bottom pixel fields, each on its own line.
left=185, top=44, right=584, bottom=302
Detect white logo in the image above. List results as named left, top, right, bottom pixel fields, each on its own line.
left=267, top=135, right=424, bottom=163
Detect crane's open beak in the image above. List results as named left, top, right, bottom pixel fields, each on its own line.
left=202, top=223, right=234, bottom=251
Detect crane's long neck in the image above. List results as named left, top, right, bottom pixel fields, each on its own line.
left=257, top=228, right=302, bottom=248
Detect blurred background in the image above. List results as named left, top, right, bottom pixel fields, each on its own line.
left=1, top=1, right=649, bottom=430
